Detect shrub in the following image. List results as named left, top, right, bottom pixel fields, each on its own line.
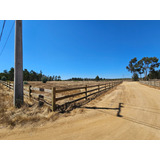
left=95, top=75, right=100, bottom=81
left=23, top=81, right=28, bottom=85
left=132, top=73, right=139, bottom=81
left=41, top=76, right=47, bottom=83
left=1, top=76, right=6, bottom=81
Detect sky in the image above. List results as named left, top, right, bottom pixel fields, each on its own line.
left=0, top=20, right=160, bottom=80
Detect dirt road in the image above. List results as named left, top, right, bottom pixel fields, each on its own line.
left=1, top=82, right=160, bottom=140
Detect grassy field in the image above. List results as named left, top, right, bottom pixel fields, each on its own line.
left=22, top=80, right=116, bottom=106
left=24, top=80, right=112, bottom=89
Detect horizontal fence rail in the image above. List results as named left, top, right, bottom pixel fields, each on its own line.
left=0, top=80, right=123, bottom=111
left=140, top=80, right=160, bottom=87
left=0, top=80, right=13, bottom=89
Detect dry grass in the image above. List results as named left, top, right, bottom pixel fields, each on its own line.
left=24, top=81, right=108, bottom=89
left=22, top=81, right=113, bottom=106
left=0, top=84, right=85, bottom=129
left=0, top=84, right=58, bottom=129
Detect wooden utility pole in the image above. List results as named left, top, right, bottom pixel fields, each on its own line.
left=14, top=20, right=23, bottom=107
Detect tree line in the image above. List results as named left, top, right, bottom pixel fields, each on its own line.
left=67, top=76, right=130, bottom=81
left=67, top=76, right=105, bottom=81
left=0, top=67, right=61, bottom=81
left=126, top=57, right=160, bottom=80
left=1, top=68, right=132, bottom=82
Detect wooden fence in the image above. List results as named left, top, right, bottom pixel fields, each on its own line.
left=140, top=80, right=160, bottom=87
left=0, top=80, right=14, bottom=89
left=0, top=80, right=122, bottom=111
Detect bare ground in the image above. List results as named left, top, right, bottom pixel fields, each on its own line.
left=1, top=81, right=160, bottom=140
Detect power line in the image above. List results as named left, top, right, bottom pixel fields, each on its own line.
left=0, top=20, right=6, bottom=42
left=0, top=21, right=15, bottom=57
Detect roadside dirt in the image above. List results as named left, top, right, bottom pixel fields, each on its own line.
left=1, top=81, right=160, bottom=140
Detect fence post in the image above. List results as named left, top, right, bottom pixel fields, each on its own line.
left=52, top=87, right=56, bottom=111
left=98, top=85, right=100, bottom=92
left=29, top=85, right=31, bottom=98
left=85, top=85, right=87, bottom=100
left=105, top=84, right=106, bottom=90
left=9, top=81, right=10, bottom=90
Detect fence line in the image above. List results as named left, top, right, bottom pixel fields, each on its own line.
left=0, top=80, right=122, bottom=111
left=140, top=80, right=160, bottom=87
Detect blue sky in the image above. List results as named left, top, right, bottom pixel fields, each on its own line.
left=0, top=20, right=160, bottom=79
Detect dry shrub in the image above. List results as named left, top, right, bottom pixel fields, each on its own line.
left=0, top=85, right=60, bottom=129
left=0, top=84, right=85, bottom=129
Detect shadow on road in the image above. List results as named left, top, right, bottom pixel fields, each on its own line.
left=78, top=103, right=160, bottom=130
left=79, top=103, right=124, bottom=117
left=117, top=103, right=124, bottom=117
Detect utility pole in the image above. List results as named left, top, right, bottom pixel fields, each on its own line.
left=14, top=20, right=23, bottom=107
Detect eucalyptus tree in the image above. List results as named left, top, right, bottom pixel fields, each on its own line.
left=126, top=57, right=138, bottom=74
left=141, top=57, right=160, bottom=80
left=126, top=58, right=140, bottom=81
left=126, top=57, right=160, bottom=80
left=136, top=60, right=144, bottom=79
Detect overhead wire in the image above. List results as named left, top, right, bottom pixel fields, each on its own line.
left=0, top=21, right=15, bottom=57
left=0, top=20, right=6, bottom=42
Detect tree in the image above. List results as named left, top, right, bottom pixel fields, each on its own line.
left=1, top=76, right=6, bottom=81
left=150, top=57, right=160, bottom=71
left=29, top=70, right=37, bottom=81
left=2, top=69, right=9, bottom=80
left=141, top=57, right=160, bottom=80
left=49, top=76, right=52, bottom=81
left=136, top=60, right=144, bottom=79
left=58, top=76, right=61, bottom=81
left=41, top=76, right=47, bottom=83
left=3, top=70, right=8, bottom=74
left=141, top=57, right=151, bottom=80
left=95, top=75, right=100, bottom=81
left=126, top=57, right=138, bottom=74
left=132, top=73, right=139, bottom=81
left=0, top=68, right=62, bottom=82
left=127, top=57, right=160, bottom=80
left=23, top=69, right=30, bottom=81
left=148, top=69, right=160, bottom=79
left=9, top=67, right=14, bottom=81
left=37, top=70, right=43, bottom=81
